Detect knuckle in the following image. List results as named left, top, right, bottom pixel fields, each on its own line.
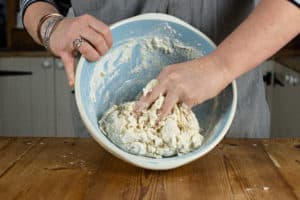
left=184, top=95, right=193, bottom=104
left=149, top=94, right=158, bottom=102
left=168, top=72, right=179, bottom=81
left=94, top=39, right=108, bottom=54
left=81, top=14, right=91, bottom=20
left=68, top=21, right=80, bottom=33
left=185, top=101, right=193, bottom=108
left=139, top=96, right=147, bottom=104
left=71, top=19, right=80, bottom=28
left=162, top=66, right=171, bottom=74
left=184, top=94, right=196, bottom=106
left=144, top=97, right=152, bottom=105
left=96, top=38, right=106, bottom=48
left=102, top=25, right=111, bottom=36
left=175, top=83, right=185, bottom=92
left=150, top=86, right=160, bottom=95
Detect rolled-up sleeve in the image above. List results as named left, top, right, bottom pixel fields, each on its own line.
left=20, top=0, right=71, bottom=25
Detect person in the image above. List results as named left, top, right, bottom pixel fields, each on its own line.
left=21, top=0, right=300, bottom=138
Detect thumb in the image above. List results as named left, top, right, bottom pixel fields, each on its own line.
left=61, top=52, right=75, bottom=87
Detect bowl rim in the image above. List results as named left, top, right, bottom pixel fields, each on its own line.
left=75, top=13, right=237, bottom=170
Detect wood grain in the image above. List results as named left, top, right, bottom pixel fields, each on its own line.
left=0, top=138, right=299, bottom=200
left=263, top=139, right=300, bottom=199
left=221, top=140, right=297, bottom=200
left=0, top=138, right=103, bottom=200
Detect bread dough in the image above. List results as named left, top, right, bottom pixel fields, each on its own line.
left=99, top=79, right=204, bottom=158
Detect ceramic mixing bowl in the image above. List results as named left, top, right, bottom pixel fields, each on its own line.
left=75, top=13, right=237, bottom=170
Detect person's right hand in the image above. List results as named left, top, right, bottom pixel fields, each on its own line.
left=49, top=14, right=113, bottom=86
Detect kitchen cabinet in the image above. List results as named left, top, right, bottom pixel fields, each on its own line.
left=53, top=58, right=75, bottom=137
left=270, top=62, right=300, bottom=137
left=261, top=60, right=300, bottom=137
left=0, top=56, right=74, bottom=137
left=0, top=57, right=55, bottom=136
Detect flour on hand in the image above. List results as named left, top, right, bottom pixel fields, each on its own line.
left=99, top=79, right=204, bottom=158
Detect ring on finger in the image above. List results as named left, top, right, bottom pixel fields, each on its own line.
left=73, top=37, right=85, bottom=50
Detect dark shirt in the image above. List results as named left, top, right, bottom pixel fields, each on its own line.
left=20, top=0, right=300, bottom=23
left=20, top=0, right=71, bottom=20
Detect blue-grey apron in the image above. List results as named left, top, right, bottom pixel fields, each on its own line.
left=70, top=0, right=270, bottom=138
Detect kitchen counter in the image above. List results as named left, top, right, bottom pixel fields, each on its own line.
left=0, top=137, right=299, bottom=199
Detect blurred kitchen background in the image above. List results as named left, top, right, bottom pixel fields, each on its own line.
left=0, top=0, right=299, bottom=138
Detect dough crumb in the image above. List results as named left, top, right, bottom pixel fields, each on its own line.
left=99, top=79, right=204, bottom=158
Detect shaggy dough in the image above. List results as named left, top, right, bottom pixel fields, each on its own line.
left=99, top=79, right=204, bottom=158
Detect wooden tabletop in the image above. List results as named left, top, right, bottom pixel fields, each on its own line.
left=0, top=137, right=299, bottom=200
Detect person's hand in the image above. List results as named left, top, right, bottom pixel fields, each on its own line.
left=49, top=14, right=113, bottom=86
left=135, top=55, right=232, bottom=119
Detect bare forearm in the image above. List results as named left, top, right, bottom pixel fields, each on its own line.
left=22, top=1, right=112, bottom=86
left=23, top=2, right=58, bottom=44
left=212, top=0, right=300, bottom=82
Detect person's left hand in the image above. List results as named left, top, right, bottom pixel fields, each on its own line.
left=134, top=54, right=232, bottom=119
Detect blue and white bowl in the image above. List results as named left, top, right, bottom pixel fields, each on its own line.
left=75, top=13, right=237, bottom=170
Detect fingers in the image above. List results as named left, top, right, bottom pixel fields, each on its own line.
left=48, top=15, right=113, bottom=88
left=80, top=28, right=109, bottom=56
left=84, top=15, right=113, bottom=48
left=157, top=66, right=172, bottom=82
left=135, top=83, right=166, bottom=113
left=77, top=40, right=101, bottom=61
left=61, top=53, right=75, bottom=86
left=183, top=97, right=197, bottom=109
left=158, top=90, right=179, bottom=119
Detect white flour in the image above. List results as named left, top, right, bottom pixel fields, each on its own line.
left=89, top=23, right=203, bottom=103
left=99, top=79, right=204, bottom=158
left=88, top=22, right=205, bottom=157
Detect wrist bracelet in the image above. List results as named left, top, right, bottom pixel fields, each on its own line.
left=37, top=13, right=63, bottom=44
left=37, top=13, right=64, bottom=53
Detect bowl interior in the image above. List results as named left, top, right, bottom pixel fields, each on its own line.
left=75, top=14, right=235, bottom=169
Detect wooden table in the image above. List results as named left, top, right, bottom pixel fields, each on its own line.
left=0, top=138, right=299, bottom=200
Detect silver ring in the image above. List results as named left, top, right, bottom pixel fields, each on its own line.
left=73, top=37, right=84, bottom=50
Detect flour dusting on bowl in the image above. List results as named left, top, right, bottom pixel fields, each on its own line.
left=90, top=23, right=205, bottom=158
left=89, top=23, right=203, bottom=105
left=75, top=14, right=237, bottom=170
